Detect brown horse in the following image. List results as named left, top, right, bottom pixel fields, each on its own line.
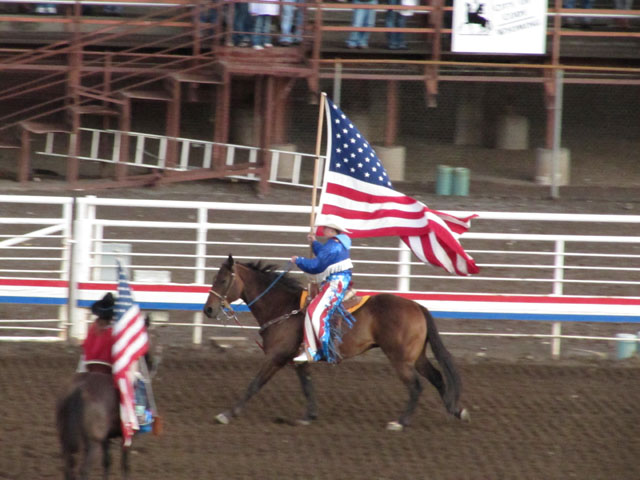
left=202, top=255, right=469, bottom=430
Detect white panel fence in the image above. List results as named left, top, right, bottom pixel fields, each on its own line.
left=1, top=194, right=640, bottom=358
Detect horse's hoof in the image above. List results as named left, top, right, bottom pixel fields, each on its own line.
left=215, top=413, right=230, bottom=425
left=297, top=419, right=312, bottom=426
left=459, top=408, right=471, bottom=422
left=386, top=421, right=404, bottom=432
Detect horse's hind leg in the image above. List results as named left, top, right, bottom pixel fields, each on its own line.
left=387, top=361, right=423, bottom=431
left=63, top=452, right=76, bottom=480
left=100, top=439, right=111, bottom=480
left=416, top=356, right=468, bottom=420
left=415, top=356, right=448, bottom=407
left=294, top=363, right=318, bottom=424
left=79, top=440, right=100, bottom=480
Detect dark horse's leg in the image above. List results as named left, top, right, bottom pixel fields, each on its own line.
left=294, top=363, right=318, bottom=424
left=80, top=440, right=101, bottom=480
left=121, top=445, right=130, bottom=480
left=215, top=356, right=284, bottom=424
left=101, top=438, right=110, bottom=480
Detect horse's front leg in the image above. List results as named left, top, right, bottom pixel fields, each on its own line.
left=215, top=356, right=283, bottom=424
left=294, top=363, right=318, bottom=425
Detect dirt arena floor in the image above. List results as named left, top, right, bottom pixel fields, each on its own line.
left=2, top=339, right=640, bottom=480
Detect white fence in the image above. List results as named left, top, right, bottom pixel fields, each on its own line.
left=36, top=128, right=324, bottom=188
left=1, top=194, right=640, bottom=356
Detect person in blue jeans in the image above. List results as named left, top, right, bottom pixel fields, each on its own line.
left=279, top=0, right=304, bottom=46
left=231, top=0, right=254, bottom=46
left=563, top=0, right=595, bottom=27
left=346, top=0, right=378, bottom=49
left=250, top=0, right=279, bottom=49
left=385, top=0, right=415, bottom=50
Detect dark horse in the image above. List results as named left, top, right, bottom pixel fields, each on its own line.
left=56, top=318, right=155, bottom=480
left=56, top=371, right=125, bottom=480
left=203, top=255, right=469, bottom=430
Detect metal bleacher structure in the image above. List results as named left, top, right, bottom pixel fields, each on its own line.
left=0, top=0, right=638, bottom=192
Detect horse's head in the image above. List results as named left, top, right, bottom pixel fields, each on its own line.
left=203, top=255, right=244, bottom=319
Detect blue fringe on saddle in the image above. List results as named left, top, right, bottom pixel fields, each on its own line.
left=322, top=305, right=356, bottom=364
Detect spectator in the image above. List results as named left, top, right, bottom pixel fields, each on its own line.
left=385, top=0, right=417, bottom=50
left=250, top=0, right=279, bottom=49
left=346, top=0, right=378, bottom=49
left=614, top=0, right=633, bottom=29
left=229, top=0, right=253, bottom=47
left=279, top=0, right=304, bottom=46
left=563, top=0, right=594, bottom=28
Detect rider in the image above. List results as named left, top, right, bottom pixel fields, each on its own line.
left=80, top=292, right=116, bottom=374
left=80, top=292, right=154, bottom=430
left=290, top=221, right=353, bottom=363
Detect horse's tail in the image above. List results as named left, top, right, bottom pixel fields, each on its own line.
left=421, top=306, right=461, bottom=414
left=57, top=386, right=84, bottom=455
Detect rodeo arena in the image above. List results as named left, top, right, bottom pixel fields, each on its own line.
left=2, top=0, right=640, bottom=478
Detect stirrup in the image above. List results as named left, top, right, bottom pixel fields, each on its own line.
left=293, top=349, right=313, bottom=363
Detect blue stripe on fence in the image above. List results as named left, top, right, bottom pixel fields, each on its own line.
left=0, top=296, right=67, bottom=305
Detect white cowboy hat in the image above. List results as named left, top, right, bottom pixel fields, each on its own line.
left=320, top=221, right=351, bottom=234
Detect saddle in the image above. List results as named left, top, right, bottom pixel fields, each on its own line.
left=298, top=288, right=370, bottom=313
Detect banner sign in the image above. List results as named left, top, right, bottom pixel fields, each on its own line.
left=452, top=0, right=548, bottom=54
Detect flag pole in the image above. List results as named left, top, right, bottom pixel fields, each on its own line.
left=310, top=92, right=327, bottom=233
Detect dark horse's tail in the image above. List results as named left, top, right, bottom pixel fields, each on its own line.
left=422, top=306, right=462, bottom=415
left=57, top=386, right=84, bottom=455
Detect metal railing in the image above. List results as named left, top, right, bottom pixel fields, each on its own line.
left=2, top=194, right=640, bottom=358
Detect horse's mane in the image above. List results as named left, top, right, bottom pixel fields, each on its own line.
left=242, top=261, right=303, bottom=292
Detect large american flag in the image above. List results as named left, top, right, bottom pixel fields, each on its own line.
left=112, top=261, right=149, bottom=446
left=315, top=97, right=479, bottom=276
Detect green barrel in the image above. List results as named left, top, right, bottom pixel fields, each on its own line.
left=435, top=165, right=452, bottom=195
left=452, top=167, right=470, bottom=196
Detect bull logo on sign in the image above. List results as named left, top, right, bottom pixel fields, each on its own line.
left=463, top=2, right=491, bottom=32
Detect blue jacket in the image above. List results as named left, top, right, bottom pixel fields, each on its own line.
left=295, top=234, right=353, bottom=282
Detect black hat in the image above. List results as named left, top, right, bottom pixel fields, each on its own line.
left=91, top=292, right=115, bottom=320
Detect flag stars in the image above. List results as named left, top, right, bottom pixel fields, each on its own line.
left=349, top=123, right=354, bottom=128
left=357, top=148, right=363, bottom=153
left=342, top=128, right=348, bottom=134
left=364, top=172, right=370, bottom=177
left=343, top=143, right=348, bottom=148
left=350, top=153, right=356, bottom=158
left=350, top=138, right=356, bottom=144
left=336, top=133, right=341, bottom=138
left=372, top=167, right=377, bottom=172
left=350, top=167, right=356, bottom=173
left=358, top=163, right=363, bottom=168
left=334, top=119, right=340, bottom=124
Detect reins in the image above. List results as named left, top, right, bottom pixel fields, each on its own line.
left=210, top=261, right=301, bottom=335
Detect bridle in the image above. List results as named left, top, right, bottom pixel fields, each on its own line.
left=208, top=268, right=238, bottom=322
left=208, top=262, right=298, bottom=330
